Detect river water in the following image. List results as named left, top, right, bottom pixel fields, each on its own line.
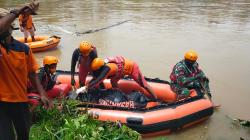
left=1, top=0, right=250, bottom=139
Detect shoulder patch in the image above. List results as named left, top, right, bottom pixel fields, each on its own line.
left=9, top=39, right=30, bottom=55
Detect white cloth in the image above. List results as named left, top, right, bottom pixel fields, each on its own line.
left=76, top=86, right=87, bottom=94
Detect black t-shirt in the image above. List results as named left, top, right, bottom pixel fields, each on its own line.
left=70, top=48, right=97, bottom=74
left=38, top=67, right=56, bottom=91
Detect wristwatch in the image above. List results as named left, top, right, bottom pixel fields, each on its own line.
left=10, top=10, right=19, bottom=18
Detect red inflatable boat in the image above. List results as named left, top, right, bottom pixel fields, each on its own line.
left=56, top=70, right=214, bottom=135
left=28, top=83, right=71, bottom=106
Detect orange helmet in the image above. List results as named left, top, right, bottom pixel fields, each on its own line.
left=79, top=41, right=92, bottom=56
left=43, top=56, right=59, bottom=66
left=184, top=50, right=198, bottom=61
left=91, top=58, right=105, bottom=71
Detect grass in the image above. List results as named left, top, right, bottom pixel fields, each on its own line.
left=29, top=100, right=141, bottom=140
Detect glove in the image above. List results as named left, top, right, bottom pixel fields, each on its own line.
left=181, top=88, right=190, bottom=96
left=76, top=86, right=87, bottom=94
left=71, top=78, right=75, bottom=86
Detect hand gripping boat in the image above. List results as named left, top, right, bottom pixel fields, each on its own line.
left=28, top=84, right=72, bottom=106
left=56, top=70, right=214, bottom=135
left=16, top=35, right=61, bottom=52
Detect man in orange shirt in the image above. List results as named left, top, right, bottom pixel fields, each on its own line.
left=19, top=9, right=36, bottom=42
left=0, top=2, right=52, bottom=140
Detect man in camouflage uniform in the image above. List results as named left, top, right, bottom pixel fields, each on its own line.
left=170, top=50, right=211, bottom=98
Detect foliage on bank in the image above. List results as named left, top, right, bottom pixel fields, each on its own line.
left=232, top=118, right=250, bottom=127
left=29, top=100, right=141, bottom=140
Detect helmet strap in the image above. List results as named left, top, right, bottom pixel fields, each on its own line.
left=184, top=60, right=195, bottom=68
left=44, top=65, right=51, bottom=73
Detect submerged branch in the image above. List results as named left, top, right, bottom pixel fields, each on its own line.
left=75, top=20, right=131, bottom=35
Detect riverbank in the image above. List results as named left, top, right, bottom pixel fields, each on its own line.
left=29, top=100, right=140, bottom=140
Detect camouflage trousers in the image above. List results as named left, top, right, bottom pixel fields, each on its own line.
left=170, top=79, right=210, bottom=96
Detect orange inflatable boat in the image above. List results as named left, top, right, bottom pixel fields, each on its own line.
left=16, top=35, right=61, bottom=52
left=56, top=70, right=214, bottom=135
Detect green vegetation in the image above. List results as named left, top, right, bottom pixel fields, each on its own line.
left=226, top=115, right=250, bottom=128
left=232, top=118, right=250, bottom=127
left=30, top=100, right=141, bottom=140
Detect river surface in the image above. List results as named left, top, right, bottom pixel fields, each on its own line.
left=1, top=0, right=250, bottom=139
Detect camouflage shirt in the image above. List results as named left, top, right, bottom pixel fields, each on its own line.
left=170, top=60, right=201, bottom=93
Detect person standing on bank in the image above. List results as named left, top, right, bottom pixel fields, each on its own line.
left=170, top=50, right=211, bottom=99
left=70, top=41, right=98, bottom=88
left=0, top=2, right=52, bottom=140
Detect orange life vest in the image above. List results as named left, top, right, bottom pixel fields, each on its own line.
left=105, top=56, right=134, bottom=79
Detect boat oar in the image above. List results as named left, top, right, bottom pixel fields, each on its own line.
left=199, top=78, right=211, bottom=100
left=200, top=78, right=221, bottom=109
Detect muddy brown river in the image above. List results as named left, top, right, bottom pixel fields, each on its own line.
left=1, top=0, right=250, bottom=139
